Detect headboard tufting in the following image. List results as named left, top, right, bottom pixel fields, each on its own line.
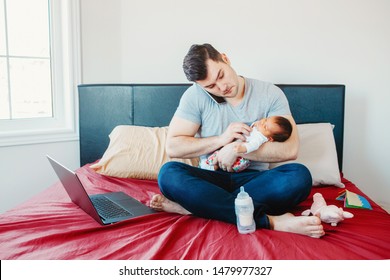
left=78, top=84, right=345, bottom=169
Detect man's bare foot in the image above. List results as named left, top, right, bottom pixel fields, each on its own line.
left=150, top=194, right=191, bottom=215
left=268, top=213, right=325, bottom=238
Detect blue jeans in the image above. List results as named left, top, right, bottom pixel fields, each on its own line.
left=158, top=162, right=312, bottom=229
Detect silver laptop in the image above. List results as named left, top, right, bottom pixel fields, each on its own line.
left=47, top=156, right=156, bottom=225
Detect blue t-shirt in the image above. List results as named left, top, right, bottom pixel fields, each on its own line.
left=174, top=77, right=291, bottom=171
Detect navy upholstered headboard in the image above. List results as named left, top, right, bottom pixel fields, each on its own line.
left=78, top=84, right=345, bottom=169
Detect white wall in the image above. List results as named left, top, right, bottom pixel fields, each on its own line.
left=1, top=0, right=389, bottom=213
left=0, top=141, right=79, bottom=213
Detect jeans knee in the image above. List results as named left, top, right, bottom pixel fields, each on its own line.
left=157, top=161, right=187, bottom=193
left=277, top=163, right=312, bottom=190
left=293, top=162, right=311, bottom=181
left=158, top=162, right=177, bottom=186
left=290, top=163, right=312, bottom=196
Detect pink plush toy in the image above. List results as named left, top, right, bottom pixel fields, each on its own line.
left=302, top=193, right=354, bottom=226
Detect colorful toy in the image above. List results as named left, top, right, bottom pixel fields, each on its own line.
left=302, top=192, right=354, bottom=226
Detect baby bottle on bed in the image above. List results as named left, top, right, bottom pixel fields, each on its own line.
left=235, top=186, right=256, bottom=234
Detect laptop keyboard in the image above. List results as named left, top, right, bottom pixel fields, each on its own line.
left=91, top=196, right=133, bottom=219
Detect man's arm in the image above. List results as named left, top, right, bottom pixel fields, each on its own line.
left=166, top=116, right=251, bottom=159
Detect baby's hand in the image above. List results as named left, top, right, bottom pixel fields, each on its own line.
left=235, top=143, right=248, bottom=154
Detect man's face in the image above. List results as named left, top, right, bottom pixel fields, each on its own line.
left=196, top=57, right=240, bottom=99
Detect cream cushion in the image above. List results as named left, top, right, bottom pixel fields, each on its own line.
left=90, top=125, right=199, bottom=180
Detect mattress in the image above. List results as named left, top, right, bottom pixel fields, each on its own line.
left=1, top=164, right=389, bottom=260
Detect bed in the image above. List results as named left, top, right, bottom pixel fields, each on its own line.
left=1, top=83, right=390, bottom=260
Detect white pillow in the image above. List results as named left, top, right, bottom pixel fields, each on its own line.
left=269, top=123, right=344, bottom=188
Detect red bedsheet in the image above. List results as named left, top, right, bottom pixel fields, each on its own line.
left=1, top=164, right=390, bottom=260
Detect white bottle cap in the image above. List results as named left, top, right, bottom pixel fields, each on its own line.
left=235, top=186, right=253, bottom=206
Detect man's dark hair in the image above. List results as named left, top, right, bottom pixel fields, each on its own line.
left=183, top=43, right=223, bottom=82
left=272, top=116, right=293, bottom=142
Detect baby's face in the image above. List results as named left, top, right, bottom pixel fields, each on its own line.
left=253, top=116, right=281, bottom=138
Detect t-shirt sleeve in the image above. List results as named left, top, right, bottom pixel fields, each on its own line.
left=266, top=85, right=291, bottom=117
left=173, top=86, right=202, bottom=124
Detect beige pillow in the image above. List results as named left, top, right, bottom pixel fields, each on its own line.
left=269, top=123, right=344, bottom=188
left=90, top=125, right=199, bottom=180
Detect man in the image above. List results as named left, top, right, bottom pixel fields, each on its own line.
left=151, top=44, right=324, bottom=238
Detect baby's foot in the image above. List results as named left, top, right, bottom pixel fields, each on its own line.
left=268, top=213, right=325, bottom=238
left=150, top=194, right=191, bottom=215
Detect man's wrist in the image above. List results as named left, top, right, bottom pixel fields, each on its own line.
left=217, top=135, right=233, bottom=150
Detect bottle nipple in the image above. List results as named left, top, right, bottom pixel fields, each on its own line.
left=237, top=186, right=247, bottom=199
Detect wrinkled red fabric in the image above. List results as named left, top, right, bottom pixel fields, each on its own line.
left=1, top=165, right=389, bottom=260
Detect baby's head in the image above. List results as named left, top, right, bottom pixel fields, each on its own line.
left=253, top=116, right=292, bottom=142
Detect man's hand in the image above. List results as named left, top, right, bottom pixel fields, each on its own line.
left=218, top=122, right=251, bottom=146
left=216, top=142, right=240, bottom=172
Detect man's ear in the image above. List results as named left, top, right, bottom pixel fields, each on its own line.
left=268, top=137, right=274, bottom=142
left=221, top=53, right=231, bottom=64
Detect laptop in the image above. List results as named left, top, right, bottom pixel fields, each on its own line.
left=47, top=156, right=156, bottom=225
